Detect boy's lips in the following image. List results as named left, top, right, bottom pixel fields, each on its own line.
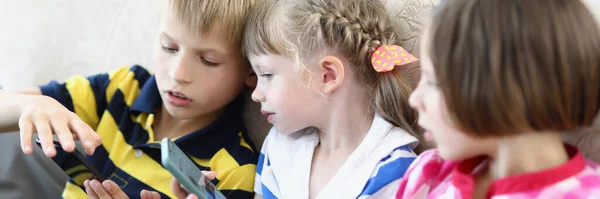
left=166, top=90, right=192, bottom=107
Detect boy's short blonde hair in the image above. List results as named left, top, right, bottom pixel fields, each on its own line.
left=170, top=0, right=257, bottom=49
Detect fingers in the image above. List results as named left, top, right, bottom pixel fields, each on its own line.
left=18, top=115, right=34, bottom=154
left=69, top=116, right=101, bottom=155
left=102, top=180, right=129, bottom=199
left=85, top=180, right=100, bottom=199
left=140, top=190, right=162, bottom=199
left=186, top=194, right=199, bottom=199
left=50, top=115, right=75, bottom=152
left=85, top=180, right=129, bottom=199
left=201, top=171, right=216, bottom=180
left=89, top=180, right=112, bottom=199
left=171, top=178, right=189, bottom=199
left=32, top=113, right=56, bottom=157
left=18, top=96, right=101, bottom=157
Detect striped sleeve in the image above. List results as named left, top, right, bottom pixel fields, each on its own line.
left=39, top=66, right=146, bottom=130
left=39, top=65, right=151, bottom=187
left=357, top=145, right=417, bottom=199
left=39, top=66, right=150, bottom=129
left=38, top=70, right=111, bottom=184
left=40, top=73, right=109, bottom=130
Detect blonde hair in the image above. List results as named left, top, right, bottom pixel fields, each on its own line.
left=169, top=0, right=257, bottom=48
left=244, top=0, right=425, bottom=151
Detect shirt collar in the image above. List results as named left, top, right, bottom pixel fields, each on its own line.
left=451, top=144, right=585, bottom=197
left=130, top=75, right=162, bottom=113
left=174, top=95, right=246, bottom=158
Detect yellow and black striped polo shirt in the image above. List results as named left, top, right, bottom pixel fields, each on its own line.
left=40, top=65, right=257, bottom=199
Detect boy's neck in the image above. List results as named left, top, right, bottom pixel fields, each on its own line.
left=152, top=105, right=223, bottom=140
left=486, top=132, right=569, bottom=180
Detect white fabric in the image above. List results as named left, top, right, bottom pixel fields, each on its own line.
left=256, top=115, right=418, bottom=199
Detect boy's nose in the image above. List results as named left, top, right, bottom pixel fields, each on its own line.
left=169, top=57, right=192, bottom=84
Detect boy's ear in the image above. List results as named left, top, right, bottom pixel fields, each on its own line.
left=245, top=69, right=257, bottom=87
left=318, top=55, right=345, bottom=94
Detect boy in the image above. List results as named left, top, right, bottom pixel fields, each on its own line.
left=0, top=0, right=259, bottom=198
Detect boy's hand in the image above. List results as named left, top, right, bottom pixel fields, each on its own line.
left=84, top=180, right=129, bottom=199
left=19, top=95, right=101, bottom=157
left=141, top=171, right=217, bottom=199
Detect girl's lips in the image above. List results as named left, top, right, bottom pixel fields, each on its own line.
left=424, top=130, right=433, bottom=141
left=261, top=111, right=275, bottom=122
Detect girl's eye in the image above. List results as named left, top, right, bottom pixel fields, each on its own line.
left=427, top=80, right=438, bottom=87
left=259, top=73, right=273, bottom=80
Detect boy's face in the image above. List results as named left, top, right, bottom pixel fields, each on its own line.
left=153, top=11, right=253, bottom=120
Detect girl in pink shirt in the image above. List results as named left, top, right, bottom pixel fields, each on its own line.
left=396, top=0, right=600, bottom=198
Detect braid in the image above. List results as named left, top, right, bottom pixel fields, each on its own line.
left=285, top=0, right=426, bottom=151
left=284, top=0, right=425, bottom=151
left=304, top=1, right=396, bottom=69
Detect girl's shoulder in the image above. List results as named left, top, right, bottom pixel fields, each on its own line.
left=404, top=149, right=457, bottom=181
left=577, top=159, right=600, bottom=188
left=395, top=149, right=459, bottom=199
left=531, top=158, right=600, bottom=197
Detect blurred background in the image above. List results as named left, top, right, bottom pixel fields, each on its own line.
left=0, top=0, right=597, bottom=198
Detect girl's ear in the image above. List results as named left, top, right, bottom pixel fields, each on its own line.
left=317, top=55, right=345, bottom=94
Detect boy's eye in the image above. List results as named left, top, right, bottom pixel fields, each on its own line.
left=161, top=46, right=178, bottom=53
left=259, top=73, right=273, bottom=80
left=201, top=57, right=219, bottom=67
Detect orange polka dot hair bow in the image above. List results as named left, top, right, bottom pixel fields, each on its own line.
left=371, top=45, right=418, bottom=72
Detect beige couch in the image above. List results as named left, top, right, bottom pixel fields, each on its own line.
left=0, top=0, right=597, bottom=198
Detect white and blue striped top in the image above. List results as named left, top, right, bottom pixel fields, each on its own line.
left=254, top=115, right=419, bottom=199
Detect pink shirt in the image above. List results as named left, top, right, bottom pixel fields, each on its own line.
left=395, top=145, right=600, bottom=198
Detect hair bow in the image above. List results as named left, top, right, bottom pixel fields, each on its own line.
left=371, top=45, right=418, bottom=72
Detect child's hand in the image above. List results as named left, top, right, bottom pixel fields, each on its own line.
left=19, top=95, right=102, bottom=157
left=84, top=179, right=129, bottom=199
left=140, top=171, right=217, bottom=199
left=171, top=171, right=218, bottom=199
